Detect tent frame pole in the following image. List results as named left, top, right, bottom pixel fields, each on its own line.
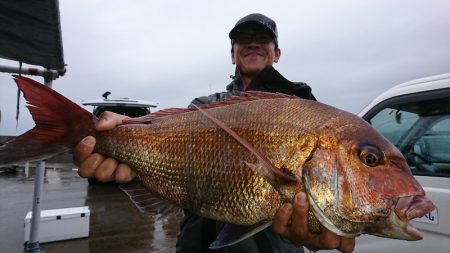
left=0, top=65, right=59, bottom=253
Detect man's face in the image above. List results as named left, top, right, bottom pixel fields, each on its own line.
left=231, top=27, right=281, bottom=77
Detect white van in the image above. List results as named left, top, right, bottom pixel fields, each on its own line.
left=349, top=73, right=450, bottom=252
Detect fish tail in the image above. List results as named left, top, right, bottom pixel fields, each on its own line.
left=0, top=76, right=97, bottom=165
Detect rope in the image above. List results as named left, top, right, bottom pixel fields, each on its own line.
left=15, top=62, right=22, bottom=129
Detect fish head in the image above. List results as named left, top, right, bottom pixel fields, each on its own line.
left=302, top=114, right=435, bottom=240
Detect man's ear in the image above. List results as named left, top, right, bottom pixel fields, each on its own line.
left=274, top=48, right=281, bottom=63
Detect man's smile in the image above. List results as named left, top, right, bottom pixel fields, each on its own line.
left=243, top=50, right=265, bottom=59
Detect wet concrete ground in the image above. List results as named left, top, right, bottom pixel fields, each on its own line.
left=0, top=165, right=181, bottom=253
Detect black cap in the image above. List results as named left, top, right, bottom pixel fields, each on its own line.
left=229, top=13, right=278, bottom=40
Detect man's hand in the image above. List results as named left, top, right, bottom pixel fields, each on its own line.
left=273, top=192, right=355, bottom=253
left=73, top=111, right=135, bottom=183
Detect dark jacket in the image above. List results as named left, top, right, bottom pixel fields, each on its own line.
left=177, top=66, right=315, bottom=253
left=191, top=66, right=316, bottom=107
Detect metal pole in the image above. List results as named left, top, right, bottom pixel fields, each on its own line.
left=25, top=162, right=30, bottom=178
left=44, top=74, right=53, bottom=88
left=0, top=64, right=64, bottom=78
left=24, top=73, right=53, bottom=253
left=24, top=161, right=45, bottom=253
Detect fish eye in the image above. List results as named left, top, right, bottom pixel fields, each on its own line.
left=358, top=145, right=382, bottom=167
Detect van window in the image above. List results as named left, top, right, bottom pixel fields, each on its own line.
left=367, top=96, right=450, bottom=177
left=92, top=106, right=150, bottom=118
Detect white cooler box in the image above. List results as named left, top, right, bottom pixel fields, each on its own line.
left=24, top=206, right=90, bottom=243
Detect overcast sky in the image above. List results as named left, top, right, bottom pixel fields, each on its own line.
left=1, top=0, right=449, bottom=136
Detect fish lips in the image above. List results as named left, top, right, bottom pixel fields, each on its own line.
left=393, top=195, right=436, bottom=221
left=375, top=195, right=435, bottom=241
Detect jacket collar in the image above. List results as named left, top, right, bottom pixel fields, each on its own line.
left=226, top=65, right=286, bottom=92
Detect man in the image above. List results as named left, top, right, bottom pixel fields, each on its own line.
left=74, top=13, right=355, bottom=253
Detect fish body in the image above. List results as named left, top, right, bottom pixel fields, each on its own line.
left=96, top=97, right=318, bottom=225
left=0, top=76, right=435, bottom=246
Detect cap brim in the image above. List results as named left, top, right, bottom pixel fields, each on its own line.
left=229, top=21, right=276, bottom=39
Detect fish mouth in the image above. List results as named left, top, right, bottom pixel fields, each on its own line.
left=394, top=195, right=435, bottom=221
left=390, top=195, right=436, bottom=240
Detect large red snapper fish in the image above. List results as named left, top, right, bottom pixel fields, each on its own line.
left=0, top=76, right=435, bottom=248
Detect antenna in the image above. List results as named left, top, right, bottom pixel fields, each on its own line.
left=102, top=91, right=111, bottom=99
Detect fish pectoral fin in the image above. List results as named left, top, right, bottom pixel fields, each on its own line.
left=209, top=221, right=272, bottom=249
left=193, top=104, right=297, bottom=182
left=245, top=161, right=275, bottom=182
left=245, top=161, right=298, bottom=189
left=120, top=180, right=181, bottom=218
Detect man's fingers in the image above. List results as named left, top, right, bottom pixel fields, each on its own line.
left=272, top=203, right=293, bottom=237
left=73, top=136, right=96, bottom=166
left=318, top=228, right=341, bottom=249
left=338, top=237, right=356, bottom=253
left=115, top=163, right=136, bottom=183
left=290, top=192, right=309, bottom=238
left=304, top=226, right=354, bottom=252
left=95, top=157, right=119, bottom=182
left=271, top=192, right=355, bottom=253
left=77, top=153, right=105, bottom=178
left=97, top=111, right=128, bottom=131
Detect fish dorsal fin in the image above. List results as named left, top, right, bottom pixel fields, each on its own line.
left=193, top=103, right=297, bottom=182
left=122, top=91, right=297, bottom=124
left=120, top=180, right=181, bottom=218
left=209, top=221, right=272, bottom=249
